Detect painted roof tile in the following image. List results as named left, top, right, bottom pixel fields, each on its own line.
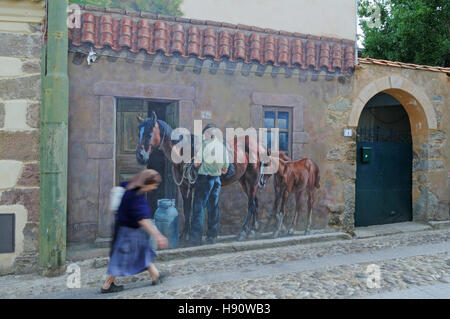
left=69, top=6, right=357, bottom=74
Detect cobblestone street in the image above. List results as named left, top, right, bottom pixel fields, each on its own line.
left=0, top=229, right=449, bottom=299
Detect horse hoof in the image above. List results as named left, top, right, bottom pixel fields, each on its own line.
left=272, top=232, right=279, bottom=239
left=236, top=232, right=247, bottom=242
left=304, top=231, right=310, bottom=236
left=287, top=229, right=295, bottom=236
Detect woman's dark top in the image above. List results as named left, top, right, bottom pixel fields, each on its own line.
left=117, top=181, right=152, bottom=228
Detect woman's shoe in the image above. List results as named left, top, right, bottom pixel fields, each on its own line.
left=101, top=282, right=124, bottom=294
left=152, top=271, right=169, bottom=286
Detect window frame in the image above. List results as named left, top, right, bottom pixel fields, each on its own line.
left=262, top=106, right=293, bottom=157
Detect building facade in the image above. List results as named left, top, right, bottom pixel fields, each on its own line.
left=0, top=0, right=45, bottom=275
left=65, top=6, right=449, bottom=245
left=0, top=1, right=448, bottom=275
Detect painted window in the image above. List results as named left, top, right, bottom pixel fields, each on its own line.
left=263, top=107, right=292, bottom=156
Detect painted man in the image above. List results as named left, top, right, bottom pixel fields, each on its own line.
left=189, top=123, right=229, bottom=245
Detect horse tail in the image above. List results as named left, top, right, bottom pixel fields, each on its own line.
left=304, top=159, right=320, bottom=189
left=313, top=161, right=320, bottom=189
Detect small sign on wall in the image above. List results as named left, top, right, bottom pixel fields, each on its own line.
left=344, top=128, right=353, bottom=137
left=201, top=111, right=212, bottom=120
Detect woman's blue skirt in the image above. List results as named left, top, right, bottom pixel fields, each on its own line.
left=107, top=226, right=157, bottom=277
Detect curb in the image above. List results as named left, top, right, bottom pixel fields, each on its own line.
left=428, top=221, right=450, bottom=230
left=92, top=232, right=351, bottom=268
left=354, top=222, right=434, bottom=239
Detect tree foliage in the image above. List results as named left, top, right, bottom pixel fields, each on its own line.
left=69, top=0, right=183, bottom=16
left=358, top=0, right=450, bottom=67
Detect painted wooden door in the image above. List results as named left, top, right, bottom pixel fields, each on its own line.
left=116, top=98, right=179, bottom=215
left=116, top=98, right=147, bottom=185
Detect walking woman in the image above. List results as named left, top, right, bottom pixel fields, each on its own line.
left=101, top=169, right=168, bottom=293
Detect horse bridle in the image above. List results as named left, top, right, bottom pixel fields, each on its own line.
left=149, top=124, right=166, bottom=152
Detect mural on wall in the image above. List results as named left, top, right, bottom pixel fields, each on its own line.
left=260, top=152, right=321, bottom=238
left=65, top=7, right=363, bottom=245
left=135, top=111, right=322, bottom=247
left=136, top=112, right=267, bottom=245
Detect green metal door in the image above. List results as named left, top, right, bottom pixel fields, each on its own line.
left=355, top=101, right=412, bottom=227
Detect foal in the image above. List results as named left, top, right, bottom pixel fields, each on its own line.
left=262, top=151, right=320, bottom=237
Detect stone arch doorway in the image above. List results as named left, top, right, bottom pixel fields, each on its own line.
left=349, top=75, right=438, bottom=226
left=355, top=93, right=412, bottom=226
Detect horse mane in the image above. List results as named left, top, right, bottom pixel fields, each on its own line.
left=156, top=120, right=173, bottom=141
left=268, top=150, right=292, bottom=162
left=156, top=119, right=196, bottom=156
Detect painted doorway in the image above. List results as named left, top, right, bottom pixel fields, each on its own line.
left=355, top=93, right=413, bottom=227
left=116, top=98, right=178, bottom=216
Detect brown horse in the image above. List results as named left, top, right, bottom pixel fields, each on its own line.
left=260, top=151, right=320, bottom=237
left=136, top=112, right=266, bottom=242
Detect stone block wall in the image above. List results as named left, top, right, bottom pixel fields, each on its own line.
left=345, top=64, right=449, bottom=228
left=0, top=0, right=45, bottom=275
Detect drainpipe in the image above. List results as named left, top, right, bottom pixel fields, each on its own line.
left=39, top=0, right=69, bottom=277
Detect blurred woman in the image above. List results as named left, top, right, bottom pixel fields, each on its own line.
left=101, top=169, right=168, bottom=293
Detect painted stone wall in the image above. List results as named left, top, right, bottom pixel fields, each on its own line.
left=0, top=0, right=44, bottom=275
left=67, top=50, right=356, bottom=243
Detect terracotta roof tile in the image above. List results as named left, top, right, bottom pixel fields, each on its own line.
left=69, top=7, right=356, bottom=74
left=206, top=20, right=222, bottom=27
left=84, top=4, right=105, bottom=12
left=218, top=29, right=231, bottom=58
left=125, top=10, right=141, bottom=18
left=189, top=18, right=206, bottom=25
left=157, top=14, right=176, bottom=22
left=291, top=39, right=303, bottom=67
left=105, top=7, right=125, bottom=15
left=279, top=30, right=293, bottom=37
left=140, top=12, right=157, bottom=19
left=359, top=58, right=450, bottom=74
left=221, top=22, right=237, bottom=29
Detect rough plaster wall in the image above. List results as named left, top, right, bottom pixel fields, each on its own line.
left=0, top=0, right=44, bottom=274
left=67, top=52, right=357, bottom=242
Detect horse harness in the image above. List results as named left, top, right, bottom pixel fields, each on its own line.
left=156, top=126, right=198, bottom=197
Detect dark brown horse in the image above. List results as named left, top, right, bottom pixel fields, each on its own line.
left=260, top=151, right=320, bottom=237
left=136, top=112, right=266, bottom=242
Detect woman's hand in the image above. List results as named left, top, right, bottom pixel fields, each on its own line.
left=155, top=234, right=169, bottom=249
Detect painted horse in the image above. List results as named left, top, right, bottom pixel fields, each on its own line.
left=259, top=151, right=321, bottom=237
left=135, top=112, right=268, bottom=242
